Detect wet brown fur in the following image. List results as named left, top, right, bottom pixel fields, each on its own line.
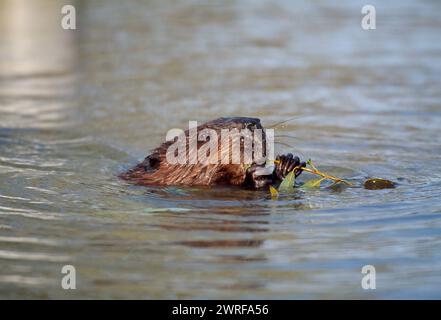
left=120, top=117, right=264, bottom=187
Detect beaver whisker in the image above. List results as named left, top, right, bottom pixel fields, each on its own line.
left=274, top=141, right=295, bottom=149
left=267, top=115, right=305, bottom=130
left=274, top=140, right=307, bottom=161
left=274, top=134, right=298, bottom=139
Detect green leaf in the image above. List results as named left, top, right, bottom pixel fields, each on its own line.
left=269, top=185, right=279, bottom=198
left=278, top=170, right=296, bottom=192
left=302, top=177, right=325, bottom=189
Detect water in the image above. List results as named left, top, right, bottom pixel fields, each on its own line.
left=1, top=0, right=441, bottom=299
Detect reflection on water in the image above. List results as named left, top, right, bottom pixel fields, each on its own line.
left=0, top=0, right=77, bottom=129
left=1, top=0, right=441, bottom=299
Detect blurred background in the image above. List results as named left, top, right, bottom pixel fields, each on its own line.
left=0, top=0, right=440, bottom=299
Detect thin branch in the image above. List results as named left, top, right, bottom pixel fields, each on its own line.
left=273, top=159, right=352, bottom=186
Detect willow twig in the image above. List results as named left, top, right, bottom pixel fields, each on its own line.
left=273, top=159, right=352, bottom=187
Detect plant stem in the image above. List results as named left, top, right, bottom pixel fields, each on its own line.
left=272, top=160, right=352, bottom=186
left=300, top=167, right=352, bottom=186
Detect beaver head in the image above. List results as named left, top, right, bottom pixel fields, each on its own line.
left=120, top=117, right=304, bottom=189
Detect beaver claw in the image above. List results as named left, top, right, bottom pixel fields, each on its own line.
left=273, top=153, right=305, bottom=181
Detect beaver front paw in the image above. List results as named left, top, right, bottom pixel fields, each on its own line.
left=273, top=153, right=305, bottom=181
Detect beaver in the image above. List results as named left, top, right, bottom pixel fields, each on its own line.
left=120, top=117, right=305, bottom=189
